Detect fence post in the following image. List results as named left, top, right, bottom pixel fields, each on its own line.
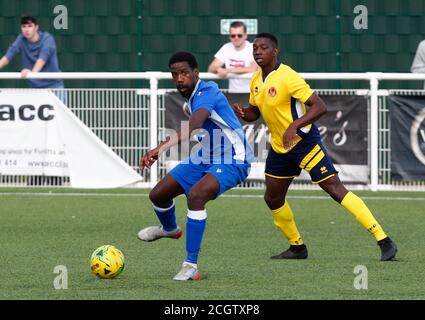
left=369, top=75, right=379, bottom=191
left=149, top=76, right=158, bottom=187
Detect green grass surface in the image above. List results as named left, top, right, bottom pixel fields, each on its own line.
left=0, top=188, right=424, bottom=300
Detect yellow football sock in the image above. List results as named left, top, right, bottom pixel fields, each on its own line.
left=272, top=202, right=303, bottom=245
left=340, top=192, right=387, bottom=241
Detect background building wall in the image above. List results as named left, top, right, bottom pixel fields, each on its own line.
left=0, top=0, right=423, bottom=88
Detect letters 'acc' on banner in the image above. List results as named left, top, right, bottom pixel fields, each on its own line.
left=389, top=95, right=425, bottom=180
left=0, top=90, right=142, bottom=188
left=164, top=92, right=368, bottom=183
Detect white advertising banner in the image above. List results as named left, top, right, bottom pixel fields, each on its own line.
left=0, top=90, right=142, bottom=188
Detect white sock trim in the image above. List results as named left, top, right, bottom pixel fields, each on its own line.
left=184, top=261, right=198, bottom=269
left=187, top=209, right=207, bottom=220
left=162, top=226, right=179, bottom=234
left=152, top=199, right=175, bottom=212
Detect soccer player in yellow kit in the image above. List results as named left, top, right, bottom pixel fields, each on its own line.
left=233, top=33, right=397, bottom=261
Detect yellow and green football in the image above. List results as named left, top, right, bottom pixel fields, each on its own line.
left=90, top=245, right=125, bottom=279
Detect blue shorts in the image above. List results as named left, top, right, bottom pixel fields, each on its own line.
left=265, top=134, right=337, bottom=183
left=169, top=158, right=251, bottom=196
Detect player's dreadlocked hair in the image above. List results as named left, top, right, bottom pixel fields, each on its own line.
left=168, top=52, right=198, bottom=70
left=255, top=33, right=278, bottom=48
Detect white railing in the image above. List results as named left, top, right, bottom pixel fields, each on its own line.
left=2, top=72, right=425, bottom=191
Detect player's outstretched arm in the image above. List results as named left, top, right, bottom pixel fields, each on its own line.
left=233, top=103, right=261, bottom=122
left=139, top=109, right=210, bottom=169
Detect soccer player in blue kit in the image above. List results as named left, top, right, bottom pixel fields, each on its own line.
left=138, top=52, right=253, bottom=281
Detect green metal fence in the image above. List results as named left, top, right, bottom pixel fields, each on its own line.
left=1, top=0, right=425, bottom=90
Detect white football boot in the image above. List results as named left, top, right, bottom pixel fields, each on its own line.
left=137, top=226, right=182, bottom=242
left=173, top=262, right=201, bottom=281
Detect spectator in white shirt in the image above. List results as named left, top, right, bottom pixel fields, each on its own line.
left=411, top=40, right=425, bottom=88
left=411, top=40, right=425, bottom=74
left=208, top=21, right=258, bottom=93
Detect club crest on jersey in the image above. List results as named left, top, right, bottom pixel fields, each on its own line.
left=268, top=87, right=277, bottom=97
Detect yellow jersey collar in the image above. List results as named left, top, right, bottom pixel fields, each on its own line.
left=261, top=63, right=282, bottom=83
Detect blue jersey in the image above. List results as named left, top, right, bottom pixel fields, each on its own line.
left=186, top=80, right=254, bottom=165
left=6, top=32, right=64, bottom=88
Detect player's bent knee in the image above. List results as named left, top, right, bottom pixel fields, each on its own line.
left=320, top=181, right=347, bottom=203
left=187, top=188, right=216, bottom=209
left=187, top=190, right=207, bottom=207
left=148, top=188, right=161, bottom=204
left=264, top=193, right=285, bottom=209
left=149, top=187, right=171, bottom=206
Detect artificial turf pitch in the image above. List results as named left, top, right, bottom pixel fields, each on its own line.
left=1, top=188, right=424, bottom=300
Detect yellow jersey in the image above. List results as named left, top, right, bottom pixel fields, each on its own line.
left=249, top=64, right=315, bottom=154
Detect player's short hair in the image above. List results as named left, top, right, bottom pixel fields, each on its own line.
left=230, top=21, right=247, bottom=33
left=168, top=51, right=198, bottom=70
left=21, top=16, right=38, bottom=25
left=255, top=33, right=278, bottom=48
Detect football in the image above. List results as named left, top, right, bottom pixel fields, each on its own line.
left=90, top=245, right=125, bottom=279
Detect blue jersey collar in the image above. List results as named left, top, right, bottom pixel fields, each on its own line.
left=187, top=79, right=202, bottom=112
